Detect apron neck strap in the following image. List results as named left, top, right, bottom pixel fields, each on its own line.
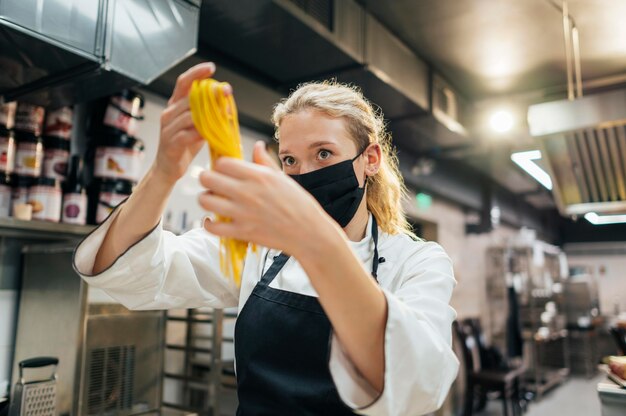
left=260, top=214, right=381, bottom=286
left=371, top=215, right=380, bottom=281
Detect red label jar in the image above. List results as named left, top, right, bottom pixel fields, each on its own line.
left=95, top=179, right=133, bottom=224
left=102, top=90, right=144, bottom=136
left=44, top=106, right=73, bottom=139
left=14, top=103, right=45, bottom=136
left=94, top=130, right=144, bottom=182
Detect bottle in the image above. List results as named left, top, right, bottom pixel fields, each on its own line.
left=62, top=155, right=87, bottom=225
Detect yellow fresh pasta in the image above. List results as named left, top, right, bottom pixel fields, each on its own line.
left=189, top=78, right=251, bottom=286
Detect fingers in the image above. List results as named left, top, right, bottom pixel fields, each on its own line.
left=169, top=62, right=216, bottom=105
left=161, top=96, right=190, bottom=126
left=198, top=191, right=241, bottom=218
left=177, top=129, right=205, bottom=147
left=203, top=219, right=239, bottom=239
left=198, top=169, right=245, bottom=200
left=169, top=128, right=203, bottom=148
left=213, top=157, right=271, bottom=180
left=163, top=110, right=195, bottom=138
left=252, top=141, right=281, bottom=171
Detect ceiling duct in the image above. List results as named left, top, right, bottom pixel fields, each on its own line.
left=0, top=0, right=200, bottom=106
left=195, top=0, right=468, bottom=152
left=279, top=0, right=431, bottom=120
left=526, top=1, right=626, bottom=217
left=527, top=89, right=626, bottom=216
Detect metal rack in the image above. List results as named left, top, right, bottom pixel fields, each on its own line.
left=162, top=308, right=237, bottom=416
left=567, top=327, right=598, bottom=378
left=486, top=241, right=570, bottom=399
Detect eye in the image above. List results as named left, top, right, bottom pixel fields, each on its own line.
left=282, top=156, right=296, bottom=166
left=317, top=149, right=332, bottom=160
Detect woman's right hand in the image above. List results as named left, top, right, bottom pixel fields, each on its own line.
left=152, top=62, right=218, bottom=184
left=92, top=62, right=219, bottom=274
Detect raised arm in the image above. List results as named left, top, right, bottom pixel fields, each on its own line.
left=93, top=63, right=218, bottom=274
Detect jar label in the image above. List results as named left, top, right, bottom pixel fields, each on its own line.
left=15, top=142, right=43, bottom=177
left=44, top=107, right=73, bottom=139
left=103, top=97, right=140, bottom=136
left=43, top=149, right=70, bottom=179
left=94, top=147, right=143, bottom=181
left=96, top=191, right=129, bottom=223
left=62, top=193, right=87, bottom=225
left=28, top=186, right=62, bottom=222
left=0, top=134, right=15, bottom=173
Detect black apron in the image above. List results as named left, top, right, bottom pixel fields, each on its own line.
left=234, top=217, right=381, bottom=415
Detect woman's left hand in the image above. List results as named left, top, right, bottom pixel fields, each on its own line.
left=198, top=141, right=332, bottom=253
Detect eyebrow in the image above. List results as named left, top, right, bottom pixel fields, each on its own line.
left=278, top=140, right=337, bottom=155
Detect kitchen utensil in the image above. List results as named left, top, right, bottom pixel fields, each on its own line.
left=9, top=357, right=58, bottom=416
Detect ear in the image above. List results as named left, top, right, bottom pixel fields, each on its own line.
left=364, top=143, right=382, bottom=177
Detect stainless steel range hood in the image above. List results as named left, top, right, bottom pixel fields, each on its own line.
left=0, top=0, right=200, bottom=106
left=527, top=89, right=626, bottom=216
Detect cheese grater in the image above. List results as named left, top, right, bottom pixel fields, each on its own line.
left=9, top=357, right=58, bottom=416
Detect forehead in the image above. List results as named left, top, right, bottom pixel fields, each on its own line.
left=277, top=109, right=355, bottom=150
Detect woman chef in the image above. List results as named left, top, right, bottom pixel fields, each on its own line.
left=74, top=63, right=459, bottom=415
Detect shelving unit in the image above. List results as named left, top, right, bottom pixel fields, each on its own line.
left=523, top=329, right=570, bottom=398
left=486, top=241, right=570, bottom=400
left=162, top=308, right=238, bottom=416
left=0, top=217, right=93, bottom=240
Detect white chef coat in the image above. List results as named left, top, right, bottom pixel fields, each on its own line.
left=73, top=206, right=459, bottom=415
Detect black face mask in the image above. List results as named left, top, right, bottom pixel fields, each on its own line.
left=289, top=151, right=365, bottom=227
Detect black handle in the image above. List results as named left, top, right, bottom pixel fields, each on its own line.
left=19, top=357, right=59, bottom=369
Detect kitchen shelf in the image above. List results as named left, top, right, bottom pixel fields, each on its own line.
left=0, top=217, right=94, bottom=240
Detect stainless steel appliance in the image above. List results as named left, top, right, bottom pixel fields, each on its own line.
left=0, top=0, right=200, bottom=106
left=563, top=275, right=599, bottom=327
left=11, top=244, right=165, bottom=415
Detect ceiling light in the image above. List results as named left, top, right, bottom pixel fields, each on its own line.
left=489, top=110, right=514, bottom=133
left=511, top=150, right=553, bottom=190
left=584, top=212, right=626, bottom=225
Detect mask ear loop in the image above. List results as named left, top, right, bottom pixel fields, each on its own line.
left=351, top=144, right=368, bottom=161
left=353, top=143, right=371, bottom=187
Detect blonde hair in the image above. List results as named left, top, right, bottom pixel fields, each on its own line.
left=272, top=81, right=417, bottom=238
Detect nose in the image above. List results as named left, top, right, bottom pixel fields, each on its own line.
left=297, top=161, right=318, bottom=175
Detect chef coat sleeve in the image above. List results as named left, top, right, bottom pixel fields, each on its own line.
left=328, top=241, right=459, bottom=416
left=73, top=205, right=241, bottom=310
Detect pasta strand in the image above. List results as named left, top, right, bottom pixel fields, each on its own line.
left=189, top=78, right=253, bottom=286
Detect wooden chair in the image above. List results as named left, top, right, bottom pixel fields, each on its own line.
left=454, top=320, right=525, bottom=416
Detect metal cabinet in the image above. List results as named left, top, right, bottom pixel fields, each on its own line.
left=0, top=0, right=104, bottom=56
